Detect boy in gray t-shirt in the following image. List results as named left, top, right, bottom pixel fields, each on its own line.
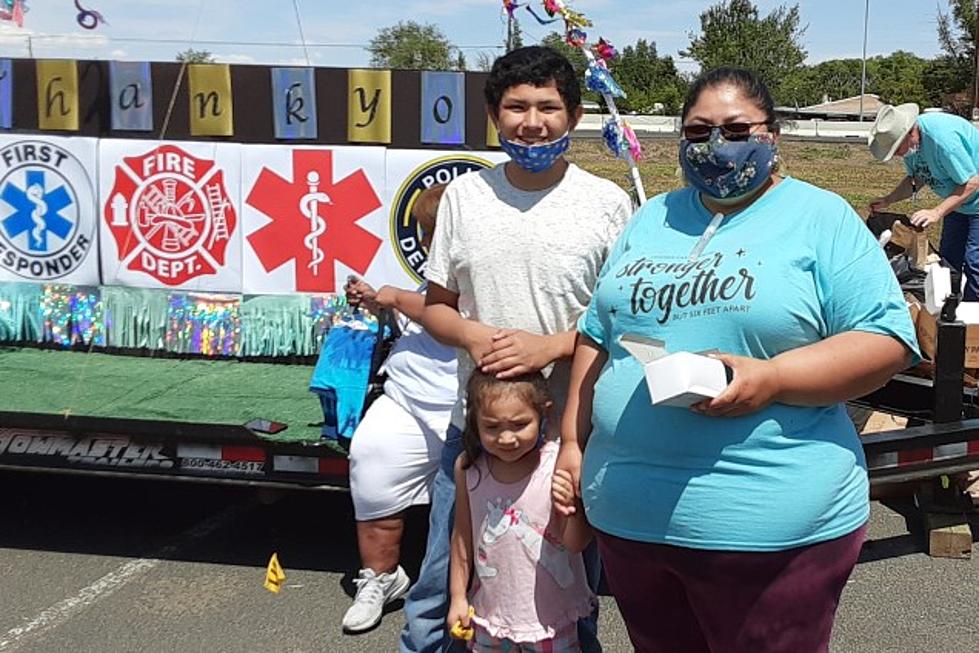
left=398, top=46, right=632, bottom=653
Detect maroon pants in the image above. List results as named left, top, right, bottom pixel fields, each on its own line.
left=597, top=525, right=867, bottom=653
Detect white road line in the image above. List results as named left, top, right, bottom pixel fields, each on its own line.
left=0, top=499, right=256, bottom=652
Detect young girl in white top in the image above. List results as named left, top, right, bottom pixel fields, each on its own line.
left=447, top=370, right=594, bottom=652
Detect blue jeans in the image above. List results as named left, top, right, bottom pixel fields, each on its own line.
left=399, top=427, right=603, bottom=653
left=939, top=210, right=979, bottom=300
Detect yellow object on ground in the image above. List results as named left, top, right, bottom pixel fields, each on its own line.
left=264, top=553, right=286, bottom=593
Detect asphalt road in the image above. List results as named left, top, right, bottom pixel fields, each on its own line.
left=0, top=471, right=976, bottom=653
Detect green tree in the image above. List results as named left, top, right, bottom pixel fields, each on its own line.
left=681, top=0, right=807, bottom=97
left=934, top=0, right=978, bottom=111
left=871, top=51, right=929, bottom=107
left=368, top=21, right=457, bottom=70
left=611, top=40, right=687, bottom=114
left=176, top=48, right=214, bottom=63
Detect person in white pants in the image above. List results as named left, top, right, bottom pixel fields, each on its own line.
left=341, top=185, right=459, bottom=633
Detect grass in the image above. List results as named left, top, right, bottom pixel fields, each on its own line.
left=567, top=138, right=941, bottom=243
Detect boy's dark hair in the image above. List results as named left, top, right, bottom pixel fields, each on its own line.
left=484, top=46, right=581, bottom=117
left=681, top=67, right=780, bottom=134
left=461, top=369, right=551, bottom=475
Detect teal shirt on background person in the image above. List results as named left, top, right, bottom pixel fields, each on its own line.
left=577, top=178, right=920, bottom=551
left=904, top=111, right=979, bottom=214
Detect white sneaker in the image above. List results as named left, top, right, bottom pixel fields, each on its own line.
left=341, top=566, right=411, bottom=633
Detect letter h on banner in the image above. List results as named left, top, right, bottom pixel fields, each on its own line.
left=421, top=71, right=465, bottom=145
left=271, top=67, right=317, bottom=140
left=0, top=59, right=11, bottom=129
left=36, top=60, right=79, bottom=131
left=109, top=61, right=153, bottom=131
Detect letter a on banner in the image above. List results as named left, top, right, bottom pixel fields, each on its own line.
left=36, top=60, right=79, bottom=131
left=0, top=59, right=11, bottom=129
left=271, top=67, right=317, bottom=139
left=348, top=69, right=391, bottom=143
left=109, top=61, right=153, bottom=131
left=189, top=64, right=233, bottom=136
left=421, top=71, right=465, bottom=145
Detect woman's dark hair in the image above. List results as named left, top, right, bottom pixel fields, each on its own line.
left=461, top=369, right=551, bottom=475
left=681, top=67, right=779, bottom=133
left=483, top=46, right=581, bottom=117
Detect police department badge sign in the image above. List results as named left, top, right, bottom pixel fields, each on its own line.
left=386, top=152, right=505, bottom=284
left=0, top=136, right=99, bottom=284
left=99, top=140, right=242, bottom=291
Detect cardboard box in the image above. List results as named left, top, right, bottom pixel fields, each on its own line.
left=915, top=301, right=979, bottom=367
left=619, top=334, right=730, bottom=407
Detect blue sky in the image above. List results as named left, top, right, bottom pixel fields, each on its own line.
left=0, top=1, right=955, bottom=72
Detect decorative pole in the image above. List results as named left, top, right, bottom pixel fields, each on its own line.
left=502, top=0, right=647, bottom=204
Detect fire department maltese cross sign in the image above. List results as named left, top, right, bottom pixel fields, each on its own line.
left=246, top=149, right=382, bottom=292
left=104, top=145, right=237, bottom=286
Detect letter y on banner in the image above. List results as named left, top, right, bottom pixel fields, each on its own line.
left=347, top=69, right=391, bottom=144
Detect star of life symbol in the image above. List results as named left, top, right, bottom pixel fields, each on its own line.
left=0, top=140, right=94, bottom=280
left=104, top=145, right=236, bottom=286
left=247, top=149, right=382, bottom=292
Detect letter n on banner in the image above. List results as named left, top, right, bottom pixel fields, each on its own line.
left=109, top=61, right=153, bottom=131
left=421, top=71, right=464, bottom=145
left=189, top=64, right=233, bottom=136
left=0, top=59, right=11, bottom=129
left=36, top=60, right=79, bottom=131
left=271, top=67, right=317, bottom=139
left=348, top=69, right=391, bottom=143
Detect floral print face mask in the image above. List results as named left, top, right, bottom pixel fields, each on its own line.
left=679, top=129, right=778, bottom=199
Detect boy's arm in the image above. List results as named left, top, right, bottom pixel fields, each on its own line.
left=447, top=458, right=475, bottom=631
left=423, top=283, right=499, bottom=363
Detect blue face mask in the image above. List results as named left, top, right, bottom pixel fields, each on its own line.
left=679, top=129, right=778, bottom=199
left=499, top=132, right=571, bottom=173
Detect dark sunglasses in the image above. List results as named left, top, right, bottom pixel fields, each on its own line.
left=681, top=121, right=772, bottom=142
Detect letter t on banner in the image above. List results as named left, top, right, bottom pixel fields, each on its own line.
left=421, top=71, right=465, bottom=145
left=109, top=61, right=153, bottom=131
left=271, top=67, right=317, bottom=139
left=0, top=59, right=11, bottom=129
left=188, top=64, right=234, bottom=136
left=348, top=69, right=391, bottom=144
left=36, top=60, right=79, bottom=131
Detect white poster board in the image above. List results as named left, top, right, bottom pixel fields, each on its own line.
left=241, top=144, right=387, bottom=294
left=98, top=139, right=243, bottom=292
left=377, top=149, right=508, bottom=288
left=0, top=135, right=100, bottom=285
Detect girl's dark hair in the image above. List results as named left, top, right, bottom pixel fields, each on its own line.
left=681, top=67, right=780, bottom=134
left=483, top=46, right=581, bottom=118
left=461, top=369, right=551, bottom=473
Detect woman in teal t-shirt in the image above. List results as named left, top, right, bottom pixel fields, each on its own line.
left=553, top=68, right=920, bottom=652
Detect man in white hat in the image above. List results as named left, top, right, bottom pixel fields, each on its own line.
left=869, top=102, right=979, bottom=299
